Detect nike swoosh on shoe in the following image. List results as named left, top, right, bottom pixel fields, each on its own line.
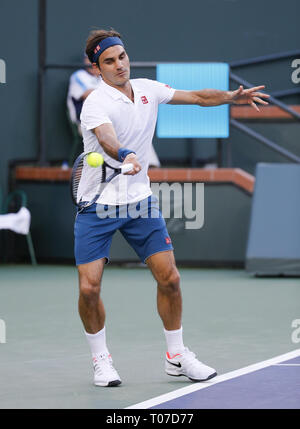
left=166, top=360, right=181, bottom=368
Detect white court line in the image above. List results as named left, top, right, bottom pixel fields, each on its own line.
left=126, top=349, right=300, bottom=409
left=274, top=364, right=300, bottom=366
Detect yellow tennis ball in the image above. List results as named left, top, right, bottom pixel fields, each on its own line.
left=86, top=152, right=104, bottom=167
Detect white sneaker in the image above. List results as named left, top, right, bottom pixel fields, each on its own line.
left=165, top=347, right=217, bottom=382
left=93, top=353, right=121, bottom=387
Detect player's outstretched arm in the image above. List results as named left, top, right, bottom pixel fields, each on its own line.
left=169, top=85, right=270, bottom=111
left=93, top=123, right=141, bottom=175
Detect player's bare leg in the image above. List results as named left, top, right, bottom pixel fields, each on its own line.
left=147, top=250, right=217, bottom=382
left=78, top=258, right=106, bottom=333
left=146, top=250, right=182, bottom=331
left=78, top=258, right=121, bottom=386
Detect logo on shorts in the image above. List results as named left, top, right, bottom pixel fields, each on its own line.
left=165, top=237, right=172, bottom=244
left=141, top=96, right=148, bottom=104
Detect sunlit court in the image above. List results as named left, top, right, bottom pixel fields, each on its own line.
left=0, top=0, right=300, bottom=411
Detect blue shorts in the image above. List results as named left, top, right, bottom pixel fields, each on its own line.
left=74, top=196, right=173, bottom=265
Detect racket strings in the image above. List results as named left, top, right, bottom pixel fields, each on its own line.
left=72, top=157, right=105, bottom=205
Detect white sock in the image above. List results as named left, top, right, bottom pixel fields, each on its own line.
left=85, top=326, right=109, bottom=356
left=164, top=326, right=185, bottom=355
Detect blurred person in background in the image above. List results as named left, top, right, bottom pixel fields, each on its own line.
left=67, top=54, right=101, bottom=136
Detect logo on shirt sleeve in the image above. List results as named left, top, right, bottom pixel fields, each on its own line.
left=165, top=84, right=172, bottom=88
left=141, top=96, right=148, bottom=104
left=165, top=237, right=172, bottom=244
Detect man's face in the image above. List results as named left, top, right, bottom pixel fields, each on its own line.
left=98, top=45, right=130, bottom=87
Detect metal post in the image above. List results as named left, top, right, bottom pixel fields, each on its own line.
left=26, top=233, right=37, bottom=266
left=230, top=119, right=300, bottom=163
left=38, top=0, right=47, bottom=165
left=229, top=50, right=300, bottom=68
left=226, top=140, right=232, bottom=167
left=271, top=88, right=300, bottom=98
left=217, top=138, right=223, bottom=167
left=230, top=72, right=300, bottom=122
left=189, top=138, right=197, bottom=167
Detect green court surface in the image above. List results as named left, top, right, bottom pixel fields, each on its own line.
left=0, top=264, right=299, bottom=409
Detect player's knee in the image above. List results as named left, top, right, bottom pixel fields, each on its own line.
left=79, top=278, right=101, bottom=301
left=158, top=270, right=181, bottom=294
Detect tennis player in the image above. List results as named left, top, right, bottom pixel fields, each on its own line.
left=76, top=29, right=270, bottom=387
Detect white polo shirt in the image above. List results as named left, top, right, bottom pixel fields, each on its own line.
left=80, top=78, right=175, bottom=205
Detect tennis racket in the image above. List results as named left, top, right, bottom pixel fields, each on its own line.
left=70, top=152, right=133, bottom=209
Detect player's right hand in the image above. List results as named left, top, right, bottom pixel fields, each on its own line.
left=123, top=153, right=141, bottom=175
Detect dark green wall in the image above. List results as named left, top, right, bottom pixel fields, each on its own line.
left=7, top=182, right=251, bottom=266
left=44, top=0, right=300, bottom=172
left=0, top=0, right=38, bottom=193
left=0, top=0, right=299, bottom=264
left=1, top=0, right=300, bottom=196
left=45, top=0, right=300, bottom=63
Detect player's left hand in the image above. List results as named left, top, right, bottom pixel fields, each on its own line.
left=231, top=85, right=270, bottom=111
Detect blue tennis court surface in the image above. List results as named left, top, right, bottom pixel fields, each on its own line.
left=127, top=350, right=300, bottom=409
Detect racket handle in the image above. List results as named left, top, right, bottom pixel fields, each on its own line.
left=121, top=163, right=134, bottom=174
